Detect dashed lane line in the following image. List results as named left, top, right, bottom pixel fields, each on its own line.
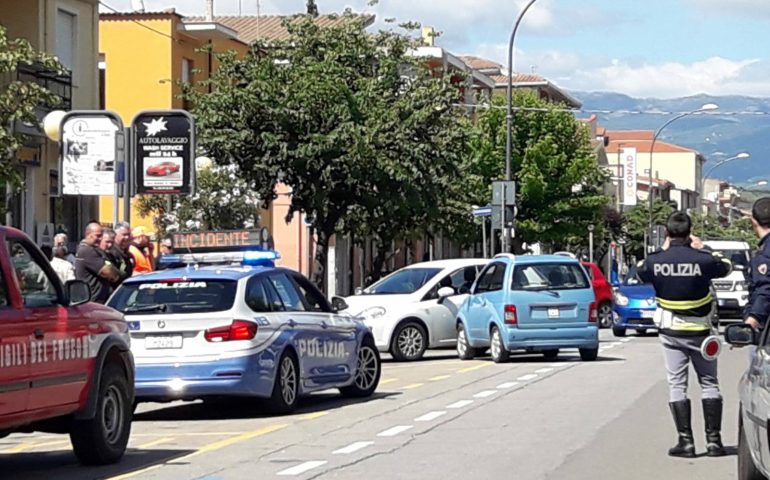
left=379, top=378, right=398, bottom=385
left=496, top=382, right=519, bottom=389
left=377, top=425, right=413, bottom=437
left=0, top=439, right=69, bottom=454
left=333, top=441, right=374, bottom=455
left=301, top=412, right=329, bottom=421
left=429, top=375, right=451, bottom=381
left=517, top=374, right=538, bottom=381
left=473, top=390, right=497, bottom=398
left=134, top=437, right=175, bottom=450
left=535, top=367, right=554, bottom=374
left=415, top=411, right=447, bottom=422
left=446, top=400, right=474, bottom=409
left=457, top=362, right=493, bottom=373
left=277, top=461, right=328, bottom=476
left=402, top=383, right=424, bottom=390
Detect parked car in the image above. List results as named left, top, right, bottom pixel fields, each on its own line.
left=703, top=239, right=751, bottom=321
left=108, top=250, right=380, bottom=413
left=456, top=254, right=599, bottom=363
left=581, top=262, right=614, bottom=328
left=146, top=161, right=180, bottom=176
left=725, top=324, right=770, bottom=480
left=342, top=259, right=489, bottom=361
left=0, top=226, right=134, bottom=465
left=611, top=266, right=658, bottom=337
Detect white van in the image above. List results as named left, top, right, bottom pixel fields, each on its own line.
left=703, top=240, right=751, bottom=320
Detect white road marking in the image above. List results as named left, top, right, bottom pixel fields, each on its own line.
left=333, top=441, right=374, bottom=455
left=517, top=374, right=538, bottom=381
left=602, top=345, right=614, bottom=350
left=550, top=363, right=566, bottom=367
left=497, top=382, right=519, bottom=389
left=415, top=411, right=447, bottom=422
left=377, top=425, right=413, bottom=437
left=535, top=367, right=554, bottom=374
left=620, top=338, right=632, bottom=343
left=473, top=390, right=497, bottom=398
left=446, top=400, right=474, bottom=409
left=277, top=461, right=328, bottom=476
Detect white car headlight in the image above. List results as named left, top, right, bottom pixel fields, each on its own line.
left=736, top=283, right=745, bottom=292
left=357, top=306, right=386, bottom=321
left=614, top=292, right=629, bottom=306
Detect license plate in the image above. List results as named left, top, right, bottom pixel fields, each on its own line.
left=641, top=310, right=655, bottom=319
left=548, top=308, right=560, bottom=318
left=145, top=335, right=183, bottom=349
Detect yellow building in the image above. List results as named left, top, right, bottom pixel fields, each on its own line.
left=1, top=0, right=100, bottom=244
left=98, top=9, right=250, bottom=229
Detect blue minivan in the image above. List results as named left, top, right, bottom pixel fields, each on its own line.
left=456, top=254, right=599, bottom=363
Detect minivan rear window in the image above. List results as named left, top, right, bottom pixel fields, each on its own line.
left=108, top=279, right=237, bottom=314
left=511, top=263, right=590, bottom=291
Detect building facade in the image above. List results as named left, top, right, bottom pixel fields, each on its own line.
left=1, top=0, right=100, bottom=245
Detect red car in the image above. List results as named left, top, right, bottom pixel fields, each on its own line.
left=146, top=161, right=180, bottom=176
left=0, top=227, right=134, bottom=464
left=581, top=262, right=614, bottom=328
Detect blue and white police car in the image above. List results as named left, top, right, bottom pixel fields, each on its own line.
left=106, top=232, right=380, bottom=413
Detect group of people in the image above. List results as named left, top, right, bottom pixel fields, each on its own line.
left=44, top=222, right=167, bottom=303
left=640, top=198, right=770, bottom=459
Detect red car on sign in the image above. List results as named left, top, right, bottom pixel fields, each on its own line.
left=581, top=262, right=614, bottom=328
left=0, top=226, right=134, bottom=464
left=146, top=161, right=180, bottom=176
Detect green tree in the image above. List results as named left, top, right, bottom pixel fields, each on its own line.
left=462, top=92, right=609, bottom=253
left=0, top=25, right=62, bottom=206
left=622, top=199, right=675, bottom=257
left=136, top=164, right=262, bottom=238
left=185, top=14, right=466, bottom=291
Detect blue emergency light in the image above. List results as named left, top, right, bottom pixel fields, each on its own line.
left=242, top=250, right=281, bottom=267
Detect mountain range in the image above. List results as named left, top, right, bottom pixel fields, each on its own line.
left=571, top=91, right=770, bottom=185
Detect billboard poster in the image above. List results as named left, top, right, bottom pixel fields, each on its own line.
left=60, top=114, right=120, bottom=196
left=622, top=147, right=637, bottom=206
left=133, top=111, right=195, bottom=195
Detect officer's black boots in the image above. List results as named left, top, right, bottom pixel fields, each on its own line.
left=703, top=398, right=726, bottom=457
left=669, top=400, right=696, bottom=458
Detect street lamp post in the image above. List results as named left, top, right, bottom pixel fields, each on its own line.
left=646, top=103, right=719, bottom=255
left=504, top=0, right=539, bottom=253
left=700, top=152, right=750, bottom=233
left=588, top=224, right=595, bottom=264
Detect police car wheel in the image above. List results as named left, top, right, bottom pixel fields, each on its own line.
left=391, top=321, right=427, bottom=361
left=490, top=326, right=510, bottom=363
left=579, top=348, right=598, bottom=361
left=739, top=411, right=766, bottom=480
left=340, top=337, right=381, bottom=398
left=612, top=325, right=626, bottom=337
left=70, top=364, right=132, bottom=465
left=270, top=351, right=300, bottom=414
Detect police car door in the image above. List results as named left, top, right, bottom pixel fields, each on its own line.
left=289, top=273, right=357, bottom=385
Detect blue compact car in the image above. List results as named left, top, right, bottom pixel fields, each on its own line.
left=456, top=254, right=599, bottom=363
left=107, top=250, right=381, bottom=413
left=611, top=267, right=658, bottom=337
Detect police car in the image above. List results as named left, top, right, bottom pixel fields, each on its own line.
left=107, top=230, right=381, bottom=413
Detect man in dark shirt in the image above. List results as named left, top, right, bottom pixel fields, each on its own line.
left=75, top=222, right=119, bottom=303
left=108, top=222, right=134, bottom=283
left=745, top=198, right=770, bottom=331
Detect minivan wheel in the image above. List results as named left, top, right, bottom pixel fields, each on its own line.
left=490, top=326, right=510, bottom=363
left=739, top=413, right=767, bottom=480
left=391, top=321, right=427, bottom=361
left=542, top=349, right=559, bottom=361
left=598, top=302, right=613, bottom=328
left=580, top=347, right=599, bottom=362
left=457, top=324, right=475, bottom=360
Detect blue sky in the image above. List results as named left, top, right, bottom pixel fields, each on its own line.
left=106, top=0, right=770, bottom=98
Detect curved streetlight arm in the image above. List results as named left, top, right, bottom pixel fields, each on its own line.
left=505, top=0, right=539, bottom=182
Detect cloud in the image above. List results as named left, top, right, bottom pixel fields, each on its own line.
left=686, top=0, right=770, bottom=18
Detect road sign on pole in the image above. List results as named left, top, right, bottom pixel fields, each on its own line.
left=492, top=181, right=516, bottom=206
left=60, top=111, right=123, bottom=196
left=132, top=110, right=195, bottom=196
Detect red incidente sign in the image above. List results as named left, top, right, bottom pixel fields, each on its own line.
left=172, top=230, right=263, bottom=250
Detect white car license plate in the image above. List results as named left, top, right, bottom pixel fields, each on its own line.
left=548, top=308, right=560, bottom=319
left=145, top=335, right=183, bottom=349
left=641, top=310, right=655, bottom=319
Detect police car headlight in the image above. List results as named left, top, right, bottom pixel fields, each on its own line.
left=358, top=307, right=386, bottom=321
left=614, top=292, right=629, bottom=306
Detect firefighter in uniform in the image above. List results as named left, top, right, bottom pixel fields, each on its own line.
left=745, top=198, right=770, bottom=332
left=638, top=211, right=732, bottom=458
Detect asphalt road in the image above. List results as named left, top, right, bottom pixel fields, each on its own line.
left=0, top=329, right=749, bottom=480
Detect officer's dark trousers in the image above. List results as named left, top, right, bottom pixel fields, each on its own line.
left=661, top=333, right=721, bottom=402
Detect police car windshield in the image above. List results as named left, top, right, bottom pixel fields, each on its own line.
left=108, top=280, right=237, bottom=314
left=364, top=268, right=442, bottom=295
left=714, top=249, right=750, bottom=268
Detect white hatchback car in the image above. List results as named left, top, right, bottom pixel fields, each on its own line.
left=343, top=259, right=488, bottom=361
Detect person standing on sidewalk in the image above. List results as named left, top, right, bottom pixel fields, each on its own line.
left=129, top=226, right=154, bottom=274
left=638, top=211, right=732, bottom=458
left=744, top=198, right=770, bottom=332
left=75, top=223, right=120, bottom=303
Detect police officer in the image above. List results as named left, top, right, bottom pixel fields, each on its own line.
left=638, top=211, right=732, bottom=458
left=745, top=197, right=770, bottom=331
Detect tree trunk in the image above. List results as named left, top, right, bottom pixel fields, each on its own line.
left=312, top=228, right=331, bottom=294
left=370, top=240, right=389, bottom=283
